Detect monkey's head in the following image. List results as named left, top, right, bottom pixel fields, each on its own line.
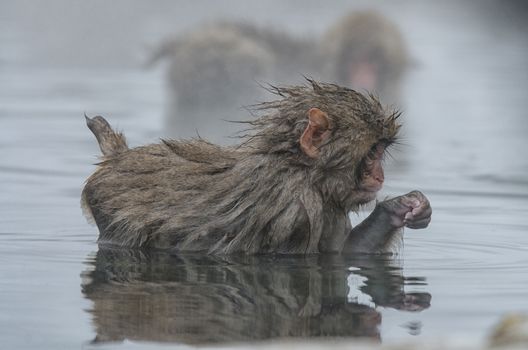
left=246, top=79, right=401, bottom=209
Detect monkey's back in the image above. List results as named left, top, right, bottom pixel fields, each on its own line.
left=82, top=140, right=239, bottom=248
left=82, top=138, right=325, bottom=254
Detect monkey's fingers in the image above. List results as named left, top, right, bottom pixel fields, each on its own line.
left=403, top=192, right=431, bottom=228
left=408, top=201, right=432, bottom=218
left=386, top=195, right=419, bottom=217
left=399, top=195, right=421, bottom=210
left=402, top=191, right=431, bottom=216
left=403, top=190, right=429, bottom=205
left=404, top=216, right=431, bottom=229
left=404, top=200, right=431, bottom=223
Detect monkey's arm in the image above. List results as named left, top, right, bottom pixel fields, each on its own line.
left=342, top=191, right=431, bottom=254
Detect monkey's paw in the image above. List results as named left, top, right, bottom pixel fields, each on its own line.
left=379, top=190, right=432, bottom=229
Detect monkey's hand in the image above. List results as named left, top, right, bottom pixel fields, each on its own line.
left=379, top=190, right=432, bottom=230
left=343, top=191, right=431, bottom=254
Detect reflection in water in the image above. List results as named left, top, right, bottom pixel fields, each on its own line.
left=81, top=249, right=430, bottom=345
left=1, top=1, right=528, bottom=348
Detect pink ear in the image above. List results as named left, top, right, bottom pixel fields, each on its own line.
left=299, top=108, right=331, bottom=158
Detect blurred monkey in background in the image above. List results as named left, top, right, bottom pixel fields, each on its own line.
left=151, top=11, right=409, bottom=142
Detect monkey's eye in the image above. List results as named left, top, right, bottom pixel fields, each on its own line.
left=367, top=143, right=384, bottom=161
left=380, top=138, right=395, bottom=149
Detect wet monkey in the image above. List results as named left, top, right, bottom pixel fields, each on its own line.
left=82, top=81, right=431, bottom=254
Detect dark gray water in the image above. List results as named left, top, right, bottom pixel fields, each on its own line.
left=1, top=1, right=528, bottom=349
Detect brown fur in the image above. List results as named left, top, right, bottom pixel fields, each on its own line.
left=85, top=115, right=128, bottom=156
left=82, top=80, right=400, bottom=254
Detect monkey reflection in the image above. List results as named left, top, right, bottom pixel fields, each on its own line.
left=151, top=11, right=409, bottom=142
left=82, top=249, right=430, bottom=344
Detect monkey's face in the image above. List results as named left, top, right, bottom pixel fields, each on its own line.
left=354, top=143, right=386, bottom=203
left=246, top=80, right=399, bottom=208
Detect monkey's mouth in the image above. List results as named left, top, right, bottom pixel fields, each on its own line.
left=358, top=181, right=383, bottom=193
left=357, top=179, right=383, bottom=197
left=355, top=186, right=380, bottom=204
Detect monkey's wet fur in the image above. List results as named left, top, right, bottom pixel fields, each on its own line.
left=82, top=80, right=431, bottom=254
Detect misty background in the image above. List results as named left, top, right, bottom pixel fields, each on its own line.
left=2, top=0, right=527, bottom=179
left=1, top=1, right=528, bottom=349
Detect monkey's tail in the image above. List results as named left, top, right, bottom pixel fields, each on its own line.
left=85, top=115, right=129, bottom=157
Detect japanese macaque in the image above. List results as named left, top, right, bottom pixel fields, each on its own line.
left=82, top=249, right=431, bottom=344
left=150, top=22, right=315, bottom=142
left=82, top=80, right=431, bottom=254
left=152, top=11, right=407, bottom=141
left=320, top=11, right=409, bottom=106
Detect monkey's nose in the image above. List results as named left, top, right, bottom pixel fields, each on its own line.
left=373, top=162, right=384, bottom=183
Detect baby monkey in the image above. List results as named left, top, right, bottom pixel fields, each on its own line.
left=82, top=80, right=431, bottom=254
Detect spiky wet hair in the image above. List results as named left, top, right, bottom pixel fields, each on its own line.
left=242, top=79, right=401, bottom=171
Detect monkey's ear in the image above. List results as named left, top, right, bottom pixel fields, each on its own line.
left=300, top=108, right=331, bottom=158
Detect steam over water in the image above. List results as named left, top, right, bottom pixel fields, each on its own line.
left=1, top=1, right=527, bottom=349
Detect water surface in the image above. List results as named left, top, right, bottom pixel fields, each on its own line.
left=1, top=1, right=528, bottom=349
